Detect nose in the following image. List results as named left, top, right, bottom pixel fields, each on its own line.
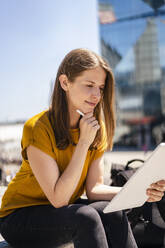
left=92, top=87, right=101, bottom=99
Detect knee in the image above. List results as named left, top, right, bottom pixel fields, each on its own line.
left=75, top=205, right=102, bottom=228
left=108, top=210, right=126, bottom=225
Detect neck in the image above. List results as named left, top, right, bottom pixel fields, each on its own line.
left=70, top=116, right=80, bottom=129
left=69, top=107, right=80, bottom=129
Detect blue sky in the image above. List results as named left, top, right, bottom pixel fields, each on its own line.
left=1, top=0, right=165, bottom=122
left=0, top=0, right=100, bottom=122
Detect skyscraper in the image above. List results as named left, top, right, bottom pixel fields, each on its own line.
left=134, top=18, right=161, bottom=85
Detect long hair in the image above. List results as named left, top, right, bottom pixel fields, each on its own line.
left=49, top=48, right=115, bottom=150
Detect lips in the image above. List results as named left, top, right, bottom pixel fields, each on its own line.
left=85, top=101, right=97, bottom=107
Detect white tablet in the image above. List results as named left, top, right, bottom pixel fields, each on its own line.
left=103, top=143, right=165, bottom=213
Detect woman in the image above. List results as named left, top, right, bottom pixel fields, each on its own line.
left=0, top=48, right=164, bottom=248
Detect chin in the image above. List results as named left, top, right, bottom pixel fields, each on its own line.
left=77, top=103, right=96, bottom=114
left=84, top=108, right=95, bottom=114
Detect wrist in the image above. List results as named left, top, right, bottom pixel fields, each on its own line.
left=78, top=139, right=90, bottom=148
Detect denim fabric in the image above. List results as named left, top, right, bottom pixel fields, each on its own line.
left=0, top=199, right=137, bottom=248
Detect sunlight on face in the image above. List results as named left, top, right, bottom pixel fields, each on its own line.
left=67, top=66, right=106, bottom=115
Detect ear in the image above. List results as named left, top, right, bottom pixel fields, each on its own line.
left=59, top=74, right=69, bottom=91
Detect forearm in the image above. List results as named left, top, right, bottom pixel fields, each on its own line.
left=87, top=184, right=122, bottom=201
left=54, top=140, right=89, bottom=207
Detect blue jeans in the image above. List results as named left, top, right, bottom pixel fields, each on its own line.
left=0, top=199, right=137, bottom=248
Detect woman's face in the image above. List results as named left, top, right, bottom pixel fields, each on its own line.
left=66, top=66, right=106, bottom=115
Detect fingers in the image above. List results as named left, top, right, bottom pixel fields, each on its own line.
left=88, top=120, right=99, bottom=127
left=86, top=117, right=96, bottom=124
left=150, top=182, right=165, bottom=192
left=156, top=179, right=165, bottom=187
left=147, top=197, right=161, bottom=202
left=79, top=111, right=100, bottom=146
left=146, top=188, right=164, bottom=198
left=93, top=124, right=100, bottom=130
left=88, top=120, right=100, bottom=130
left=82, top=112, right=93, bottom=119
left=146, top=180, right=165, bottom=202
left=81, top=113, right=100, bottom=128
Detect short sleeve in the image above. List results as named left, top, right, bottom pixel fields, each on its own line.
left=21, top=121, right=56, bottom=161
left=92, top=121, right=108, bottom=161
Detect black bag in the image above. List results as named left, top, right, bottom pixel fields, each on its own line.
left=111, top=159, right=144, bottom=187
left=111, top=159, right=165, bottom=248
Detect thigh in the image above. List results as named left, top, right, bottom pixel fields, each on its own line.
left=0, top=204, right=94, bottom=248
left=76, top=199, right=126, bottom=227
left=1, top=203, right=102, bottom=248
left=75, top=199, right=138, bottom=248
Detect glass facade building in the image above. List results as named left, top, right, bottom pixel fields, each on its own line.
left=98, top=0, right=165, bottom=150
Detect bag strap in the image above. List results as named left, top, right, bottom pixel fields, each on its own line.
left=126, top=159, right=144, bottom=170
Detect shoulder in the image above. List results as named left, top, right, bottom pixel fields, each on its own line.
left=21, top=110, right=56, bottom=160
left=23, top=110, right=50, bottom=134
left=22, top=109, right=54, bottom=145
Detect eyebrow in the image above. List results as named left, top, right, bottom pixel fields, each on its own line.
left=86, top=80, right=105, bottom=87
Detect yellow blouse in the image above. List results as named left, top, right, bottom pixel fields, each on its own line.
left=0, top=110, right=107, bottom=217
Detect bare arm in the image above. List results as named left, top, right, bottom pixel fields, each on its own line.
left=86, top=157, right=165, bottom=203
left=27, top=111, right=100, bottom=208
left=86, top=156, right=122, bottom=201
left=27, top=141, right=88, bottom=208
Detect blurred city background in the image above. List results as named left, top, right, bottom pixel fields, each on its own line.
left=99, top=0, right=165, bottom=151
left=0, top=0, right=165, bottom=186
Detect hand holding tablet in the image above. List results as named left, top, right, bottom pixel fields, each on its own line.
left=104, top=143, right=165, bottom=213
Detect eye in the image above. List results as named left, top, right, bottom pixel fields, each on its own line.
left=86, top=85, right=93, bottom=88
left=100, top=88, right=104, bottom=92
